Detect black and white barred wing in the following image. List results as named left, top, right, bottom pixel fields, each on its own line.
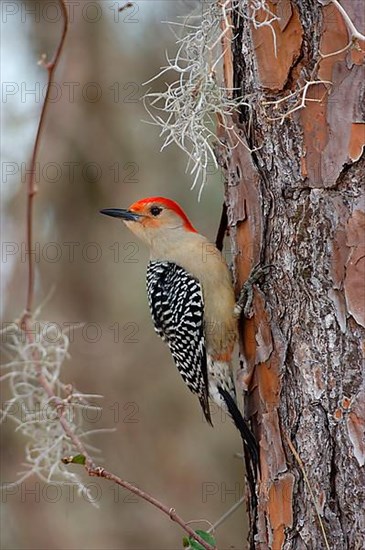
left=146, top=261, right=211, bottom=424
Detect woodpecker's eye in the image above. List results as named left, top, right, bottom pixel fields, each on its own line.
left=150, top=206, right=162, bottom=217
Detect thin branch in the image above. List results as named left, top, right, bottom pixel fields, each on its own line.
left=86, top=466, right=216, bottom=550
left=17, top=0, right=91, bottom=466
left=21, top=0, right=69, bottom=326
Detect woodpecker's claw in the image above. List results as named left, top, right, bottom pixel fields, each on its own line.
left=234, top=264, right=272, bottom=319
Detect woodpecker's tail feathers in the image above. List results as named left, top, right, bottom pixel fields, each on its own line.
left=199, top=395, right=213, bottom=426
left=217, top=386, right=259, bottom=470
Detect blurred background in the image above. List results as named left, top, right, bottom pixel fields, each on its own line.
left=1, top=1, right=247, bottom=548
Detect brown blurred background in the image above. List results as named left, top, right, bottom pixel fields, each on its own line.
left=1, top=1, right=247, bottom=548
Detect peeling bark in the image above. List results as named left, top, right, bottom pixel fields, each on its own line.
left=221, top=1, right=364, bottom=548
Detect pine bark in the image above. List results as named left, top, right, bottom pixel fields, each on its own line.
left=220, top=1, right=365, bottom=548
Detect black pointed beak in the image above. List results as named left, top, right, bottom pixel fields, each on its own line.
left=99, top=208, right=141, bottom=222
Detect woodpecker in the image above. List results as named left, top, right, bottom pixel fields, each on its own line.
left=100, top=197, right=258, bottom=469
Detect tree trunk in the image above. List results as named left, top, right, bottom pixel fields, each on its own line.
left=219, top=1, right=365, bottom=548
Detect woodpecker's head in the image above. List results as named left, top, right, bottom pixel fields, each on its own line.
left=100, top=197, right=197, bottom=246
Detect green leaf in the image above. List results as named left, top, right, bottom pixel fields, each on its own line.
left=62, top=454, right=86, bottom=465
left=186, top=530, right=216, bottom=550
left=70, top=454, right=86, bottom=465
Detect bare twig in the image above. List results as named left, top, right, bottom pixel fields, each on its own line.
left=118, top=2, right=134, bottom=13
left=15, top=0, right=97, bottom=478
left=21, top=1, right=69, bottom=327
left=85, top=466, right=216, bottom=550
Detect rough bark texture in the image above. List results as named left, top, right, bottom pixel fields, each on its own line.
left=220, top=1, right=364, bottom=548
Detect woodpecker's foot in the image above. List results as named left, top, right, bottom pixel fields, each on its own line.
left=234, top=264, right=272, bottom=319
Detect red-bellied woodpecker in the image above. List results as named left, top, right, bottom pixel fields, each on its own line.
left=100, top=197, right=258, bottom=470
